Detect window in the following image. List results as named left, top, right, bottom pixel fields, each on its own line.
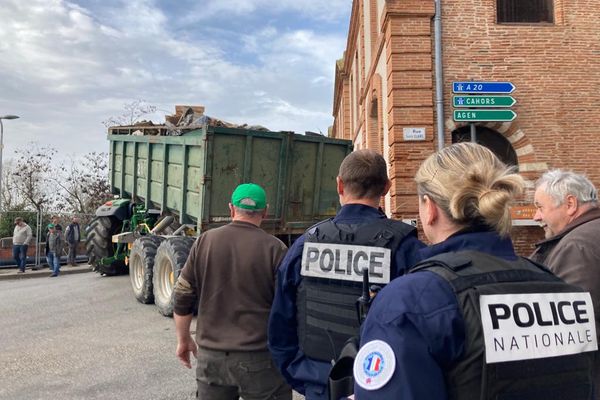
left=452, top=126, right=518, bottom=167
left=497, top=0, right=553, bottom=23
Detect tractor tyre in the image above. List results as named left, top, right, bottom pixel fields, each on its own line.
left=129, top=236, right=165, bottom=304
left=85, top=216, right=123, bottom=274
left=153, top=236, right=196, bottom=317
left=100, top=259, right=128, bottom=276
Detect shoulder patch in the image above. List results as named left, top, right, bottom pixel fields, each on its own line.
left=353, top=340, right=396, bottom=390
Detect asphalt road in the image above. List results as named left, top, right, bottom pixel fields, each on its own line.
left=0, top=272, right=196, bottom=400
left=0, top=272, right=304, bottom=400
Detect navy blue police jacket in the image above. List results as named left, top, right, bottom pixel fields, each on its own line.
left=354, top=229, right=518, bottom=399
left=268, top=204, right=425, bottom=400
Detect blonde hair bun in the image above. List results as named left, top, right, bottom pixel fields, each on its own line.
left=416, top=143, right=524, bottom=236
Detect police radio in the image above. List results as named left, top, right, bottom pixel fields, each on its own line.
left=356, top=267, right=382, bottom=324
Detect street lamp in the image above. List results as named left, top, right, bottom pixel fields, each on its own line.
left=0, top=114, right=20, bottom=211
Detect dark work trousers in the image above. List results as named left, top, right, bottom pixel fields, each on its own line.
left=13, top=244, right=28, bottom=272
left=196, top=347, right=291, bottom=400
left=67, top=242, right=77, bottom=265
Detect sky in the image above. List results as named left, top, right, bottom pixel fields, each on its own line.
left=0, top=0, right=352, bottom=161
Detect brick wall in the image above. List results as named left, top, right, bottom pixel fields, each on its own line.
left=512, top=226, right=545, bottom=257
left=442, top=0, right=600, bottom=183
left=410, top=225, right=543, bottom=257
left=332, top=0, right=600, bottom=251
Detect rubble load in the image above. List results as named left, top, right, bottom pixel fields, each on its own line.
left=109, top=105, right=270, bottom=136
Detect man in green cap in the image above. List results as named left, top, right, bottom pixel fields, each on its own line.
left=173, top=183, right=291, bottom=400
left=46, top=223, right=64, bottom=277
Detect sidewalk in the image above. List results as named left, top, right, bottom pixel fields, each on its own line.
left=0, top=263, right=92, bottom=281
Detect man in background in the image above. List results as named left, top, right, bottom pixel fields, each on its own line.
left=12, top=217, right=32, bottom=273
left=65, top=216, right=81, bottom=266
left=44, top=215, right=63, bottom=269
left=46, top=223, right=64, bottom=277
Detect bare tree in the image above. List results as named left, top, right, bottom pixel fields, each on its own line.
left=11, top=144, right=58, bottom=212
left=101, top=99, right=157, bottom=128
left=56, top=152, right=112, bottom=214
left=1, top=160, right=28, bottom=210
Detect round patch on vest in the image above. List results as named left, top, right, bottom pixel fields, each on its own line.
left=353, top=340, right=396, bottom=390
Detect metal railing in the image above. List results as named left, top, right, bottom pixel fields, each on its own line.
left=0, top=210, right=95, bottom=268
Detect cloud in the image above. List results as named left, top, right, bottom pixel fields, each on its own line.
left=0, top=0, right=350, bottom=160
left=183, top=0, right=352, bottom=23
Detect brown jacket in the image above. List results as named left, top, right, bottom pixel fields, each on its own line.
left=531, top=207, right=600, bottom=315
left=531, top=207, right=600, bottom=391
left=174, top=221, right=287, bottom=352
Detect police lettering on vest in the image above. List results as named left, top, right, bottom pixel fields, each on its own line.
left=480, top=292, right=598, bottom=363
left=401, top=251, right=597, bottom=399
left=297, top=219, right=414, bottom=363
left=301, top=243, right=391, bottom=284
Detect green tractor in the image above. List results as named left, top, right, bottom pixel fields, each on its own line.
left=85, top=199, right=195, bottom=316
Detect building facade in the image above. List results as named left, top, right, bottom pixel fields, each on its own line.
left=331, top=0, right=600, bottom=254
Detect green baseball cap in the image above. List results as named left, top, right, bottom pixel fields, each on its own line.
left=231, top=183, right=266, bottom=210
left=47, top=223, right=55, bottom=229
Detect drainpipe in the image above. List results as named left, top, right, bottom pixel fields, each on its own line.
left=434, top=0, right=445, bottom=150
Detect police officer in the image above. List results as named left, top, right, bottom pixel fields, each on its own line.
left=354, top=142, right=597, bottom=399
left=268, top=149, right=425, bottom=399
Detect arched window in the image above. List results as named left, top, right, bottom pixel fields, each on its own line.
left=452, top=126, right=518, bottom=167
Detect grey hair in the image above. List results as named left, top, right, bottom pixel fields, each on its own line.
left=536, top=170, right=598, bottom=206
left=233, top=206, right=264, bottom=217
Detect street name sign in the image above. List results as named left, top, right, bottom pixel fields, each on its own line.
left=453, top=109, right=517, bottom=122
left=403, top=127, right=426, bottom=141
left=453, top=95, right=516, bottom=108
left=452, top=82, right=516, bottom=94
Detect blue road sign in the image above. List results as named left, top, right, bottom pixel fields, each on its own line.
left=452, top=82, right=516, bottom=94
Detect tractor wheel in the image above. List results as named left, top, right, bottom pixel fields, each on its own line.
left=153, top=237, right=196, bottom=317
left=99, top=259, right=128, bottom=276
left=129, top=236, right=165, bottom=304
left=85, top=216, right=124, bottom=274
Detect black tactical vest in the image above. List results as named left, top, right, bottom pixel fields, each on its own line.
left=410, top=251, right=596, bottom=400
left=297, top=218, right=416, bottom=363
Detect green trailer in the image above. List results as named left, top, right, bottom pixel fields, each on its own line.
left=86, top=123, right=353, bottom=316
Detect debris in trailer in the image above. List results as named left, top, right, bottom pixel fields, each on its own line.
left=109, top=105, right=270, bottom=136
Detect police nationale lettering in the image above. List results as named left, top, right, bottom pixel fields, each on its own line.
left=301, top=243, right=391, bottom=284
left=480, top=293, right=598, bottom=363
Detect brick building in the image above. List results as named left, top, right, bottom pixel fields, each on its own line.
left=331, top=0, right=600, bottom=254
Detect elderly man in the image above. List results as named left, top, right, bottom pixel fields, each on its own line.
left=173, top=183, right=291, bottom=400
left=531, top=169, right=600, bottom=392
